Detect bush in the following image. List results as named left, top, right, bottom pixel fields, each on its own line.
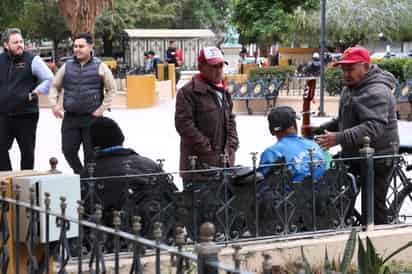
left=403, top=59, right=412, bottom=81
left=325, top=67, right=343, bottom=96
left=373, top=58, right=409, bottom=82
left=248, top=65, right=296, bottom=82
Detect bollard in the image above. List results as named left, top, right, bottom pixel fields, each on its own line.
left=262, top=253, right=272, bottom=274
left=359, top=136, right=375, bottom=230
left=195, top=222, right=220, bottom=274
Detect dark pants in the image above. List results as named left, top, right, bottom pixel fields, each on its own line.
left=349, top=159, right=394, bottom=225
left=0, top=113, right=39, bottom=171
left=61, top=114, right=95, bottom=174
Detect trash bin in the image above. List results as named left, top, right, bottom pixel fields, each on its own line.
left=126, top=75, right=157, bottom=108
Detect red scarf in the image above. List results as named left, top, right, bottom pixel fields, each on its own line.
left=195, top=73, right=227, bottom=91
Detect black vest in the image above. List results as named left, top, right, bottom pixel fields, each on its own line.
left=0, top=51, right=38, bottom=114
left=63, top=57, right=103, bottom=115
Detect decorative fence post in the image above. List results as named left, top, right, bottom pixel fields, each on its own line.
left=188, top=155, right=198, bottom=242
left=14, top=184, right=21, bottom=274
left=251, top=152, right=259, bottom=236
left=359, top=136, right=375, bottom=230
left=113, top=211, right=121, bottom=274
left=153, top=222, right=162, bottom=274
left=26, top=187, right=39, bottom=273
left=77, top=200, right=85, bottom=274
left=130, top=216, right=143, bottom=274
left=196, top=222, right=220, bottom=274
left=0, top=181, right=10, bottom=274
left=232, top=244, right=242, bottom=274
left=56, top=196, right=70, bottom=273
left=44, top=192, right=51, bottom=274
left=309, top=148, right=317, bottom=231
left=262, top=253, right=272, bottom=274
left=175, top=226, right=185, bottom=274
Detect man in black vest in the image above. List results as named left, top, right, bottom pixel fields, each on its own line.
left=49, top=32, right=116, bottom=174
left=0, top=28, right=54, bottom=171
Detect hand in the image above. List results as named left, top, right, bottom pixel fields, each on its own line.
left=315, top=130, right=337, bottom=149
left=52, top=105, right=64, bottom=119
left=28, top=90, right=39, bottom=102
left=92, top=108, right=104, bottom=117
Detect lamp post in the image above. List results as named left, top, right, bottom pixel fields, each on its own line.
left=319, top=0, right=326, bottom=116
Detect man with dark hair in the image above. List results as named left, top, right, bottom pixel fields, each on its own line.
left=175, top=46, right=239, bottom=185
left=0, top=28, right=54, bottom=170
left=148, top=50, right=161, bottom=76
left=314, top=46, right=399, bottom=224
left=258, top=106, right=326, bottom=182
left=49, top=32, right=116, bottom=174
left=165, top=41, right=183, bottom=82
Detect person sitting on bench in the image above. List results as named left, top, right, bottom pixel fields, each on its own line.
left=258, top=106, right=326, bottom=183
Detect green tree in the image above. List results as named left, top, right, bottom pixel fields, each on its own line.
left=0, top=0, right=25, bottom=31
left=95, top=0, right=177, bottom=56
left=21, top=0, right=71, bottom=57
left=231, top=0, right=318, bottom=46
left=172, top=0, right=230, bottom=44
left=292, top=0, right=412, bottom=49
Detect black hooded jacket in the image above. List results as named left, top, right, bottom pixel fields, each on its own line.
left=321, top=64, right=399, bottom=156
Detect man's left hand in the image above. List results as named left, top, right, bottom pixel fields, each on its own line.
left=315, top=130, right=337, bottom=149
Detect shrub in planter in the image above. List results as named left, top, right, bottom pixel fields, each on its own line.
left=403, top=59, right=412, bottom=82
left=325, top=67, right=343, bottom=96
left=373, top=58, right=408, bottom=82
left=248, top=65, right=296, bottom=82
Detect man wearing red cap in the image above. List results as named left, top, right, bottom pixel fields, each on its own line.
left=175, top=46, right=239, bottom=185
left=314, top=46, right=399, bottom=224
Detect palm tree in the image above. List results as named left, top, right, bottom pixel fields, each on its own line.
left=57, top=0, right=113, bottom=36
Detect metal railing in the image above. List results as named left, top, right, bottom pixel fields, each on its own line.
left=1, top=138, right=411, bottom=273
left=0, top=183, right=256, bottom=274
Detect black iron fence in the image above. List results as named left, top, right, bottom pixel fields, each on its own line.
left=0, top=183, right=257, bottom=274
left=1, top=138, right=412, bottom=273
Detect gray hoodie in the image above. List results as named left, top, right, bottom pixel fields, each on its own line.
left=321, top=64, right=399, bottom=156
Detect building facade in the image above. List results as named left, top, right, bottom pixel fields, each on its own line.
left=124, top=29, right=215, bottom=70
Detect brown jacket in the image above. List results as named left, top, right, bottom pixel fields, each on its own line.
left=175, top=77, right=239, bottom=179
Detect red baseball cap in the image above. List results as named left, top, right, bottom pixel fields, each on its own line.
left=334, top=46, right=371, bottom=66
left=198, top=46, right=226, bottom=65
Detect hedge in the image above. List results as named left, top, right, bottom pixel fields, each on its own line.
left=248, top=65, right=296, bottom=82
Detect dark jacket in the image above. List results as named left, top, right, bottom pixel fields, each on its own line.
left=63, top=57, right=103, bottom=115
left=0, top=51, right=38, bottom=114
left=175, top=77, right=239, bottom=178
left=321, top=65, right=399, bottom=156
left=80, top=148, right=177, bottom=208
